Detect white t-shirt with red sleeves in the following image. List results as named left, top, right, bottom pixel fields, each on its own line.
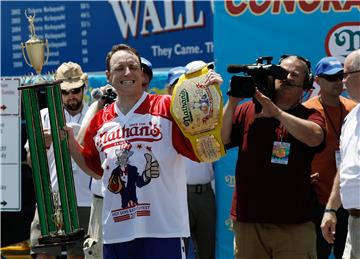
left=82, top=92, right=197, bottom=244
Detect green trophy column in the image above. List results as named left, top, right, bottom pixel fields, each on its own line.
left=46, top=82, right=79, bottom=234
left=21, top=86, right=56, bottom=236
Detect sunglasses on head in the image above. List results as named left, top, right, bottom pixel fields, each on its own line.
left=61, top=86, right=84, bottom=95
left=319, top=73, right=344, bottom=82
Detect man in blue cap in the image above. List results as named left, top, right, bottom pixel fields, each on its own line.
left=167, top=64, right=216, bottom=259
left=304, top=56, right=357, bottom=259
left=141, top=57, right=153, bottom=89
left=166, top=66, right=188, bottom=94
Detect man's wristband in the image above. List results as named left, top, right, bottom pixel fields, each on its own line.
left=324, top=208, right=337, bottom=214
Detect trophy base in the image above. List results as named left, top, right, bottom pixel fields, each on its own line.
left=37, top=229, right=86, bottom=247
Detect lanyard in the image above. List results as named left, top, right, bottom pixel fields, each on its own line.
left=318, top=96, right=343, bottom=140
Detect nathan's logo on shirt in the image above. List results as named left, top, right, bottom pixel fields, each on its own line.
left=112, top=203, right=151, bottom=222
left=97, top=122, right=163, bottom=151
left=179, top=89, right=193, bottom=126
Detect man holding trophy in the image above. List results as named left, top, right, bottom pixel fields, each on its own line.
left=25, top=62, right=93, bottom=259
left=65, top=43, right=224, bottom=259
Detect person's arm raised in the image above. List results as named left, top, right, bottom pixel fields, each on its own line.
left=254, top=89, right=324, bottom=147
left=222, top=96, right=243, bottom=145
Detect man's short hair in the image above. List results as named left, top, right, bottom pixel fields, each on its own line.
left=105, top=44, right=141, bottom=72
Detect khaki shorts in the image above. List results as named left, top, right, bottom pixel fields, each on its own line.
left=233, top=221, right=317, bottom=259
left=83, top=195, right=103, bottom=259
left=30, top=206, right=90, bottom=256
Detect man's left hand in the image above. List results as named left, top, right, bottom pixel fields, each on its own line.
left=254, top=89, right=282, bottom=119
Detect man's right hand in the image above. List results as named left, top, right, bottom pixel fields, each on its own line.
left=253, top=89, right=282, bottom=119
left=320, top=212, right=337, bottom=244
left=43, top=128, right=52, bottom=148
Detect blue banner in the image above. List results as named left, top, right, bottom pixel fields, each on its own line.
left=1, top=1, right=213, bottom=76
left=213, top=1, right=359, bottom=258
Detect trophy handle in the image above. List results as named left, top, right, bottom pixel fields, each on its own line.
left=44, top=39, right=49, bottom=65
left=21, top=42, right=32, bottom=67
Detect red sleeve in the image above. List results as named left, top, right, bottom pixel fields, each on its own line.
left=82, top=116, right=103, bottom=176
left=171, top=117, right=199, bottom=162
left=308, top=108, right=326, bottom=132
left=81, top=103, right=117, bottom=176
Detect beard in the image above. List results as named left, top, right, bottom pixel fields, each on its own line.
left=64, top=99, right=83, bottom=112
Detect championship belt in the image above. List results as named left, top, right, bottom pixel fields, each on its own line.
left=170, top=62, right=225, bottom=162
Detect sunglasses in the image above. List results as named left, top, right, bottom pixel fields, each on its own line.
left=61, top=86, right=83, bottom=95
left=320, top=74, right=344, bottom=82
left=343, top=69, right=360, bottom=77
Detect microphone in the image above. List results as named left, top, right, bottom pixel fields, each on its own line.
left=91, top=88, right=103, bottom=100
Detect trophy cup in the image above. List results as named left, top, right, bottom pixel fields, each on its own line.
left=18, top=10, right=84, bottom=247
left=170, top=61, right=226, bottom=162
left=21, top=10, right=49, bottom=83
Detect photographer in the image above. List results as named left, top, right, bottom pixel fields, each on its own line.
left=222, top=55, right=326, bottom=259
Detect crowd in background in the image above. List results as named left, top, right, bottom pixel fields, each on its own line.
left=22, top=45, right=360, bottom=259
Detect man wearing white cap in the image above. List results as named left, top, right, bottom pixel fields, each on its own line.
left=321, top=49, right=360, bottom=259
left=26, top=62, right=92, bottom=259
left=167, top=65, right=216, bottom=259
left=304, top=57, right=356, bottom=259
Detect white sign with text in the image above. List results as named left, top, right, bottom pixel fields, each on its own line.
left=0, top=78, right=21, bottom=212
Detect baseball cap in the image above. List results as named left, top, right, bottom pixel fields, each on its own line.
left=185, top=60, right=214, bottom=74
left=167, top=66, right=188, bottom=86
left=55, top=62, right=88, bottom=90
left=141, top=57, right=153, bottom=81
left=315, top=57, right=343, bottom=76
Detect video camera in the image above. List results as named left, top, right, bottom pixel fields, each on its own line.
left=227, top=56, right=289, bottom=99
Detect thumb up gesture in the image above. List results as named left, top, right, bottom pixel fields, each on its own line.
left=143, top=153, right=160, bottom=178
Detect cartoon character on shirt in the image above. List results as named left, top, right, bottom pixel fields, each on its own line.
left=192, top=93, right=210, bottom=114
left=107, top=142, right=159, bottom=208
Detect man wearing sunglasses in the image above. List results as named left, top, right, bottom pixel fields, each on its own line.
left=26, top=62, right=92, bottom=259
left=304, top=57, right=356, bottom=259
left=321, top=49, right=360, bottom=259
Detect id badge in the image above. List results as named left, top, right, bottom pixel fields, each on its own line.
left=335, top=150, right=341, bottom=170
left=271, top=141, right=290, bottom=165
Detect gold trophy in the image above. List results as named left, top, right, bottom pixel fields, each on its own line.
left=18, top=10, right=85, bottom=247
left=21, top=10, right=49, bottom=82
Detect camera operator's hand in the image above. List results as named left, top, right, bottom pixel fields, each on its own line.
left=253, top=88, right=281, bottom=119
